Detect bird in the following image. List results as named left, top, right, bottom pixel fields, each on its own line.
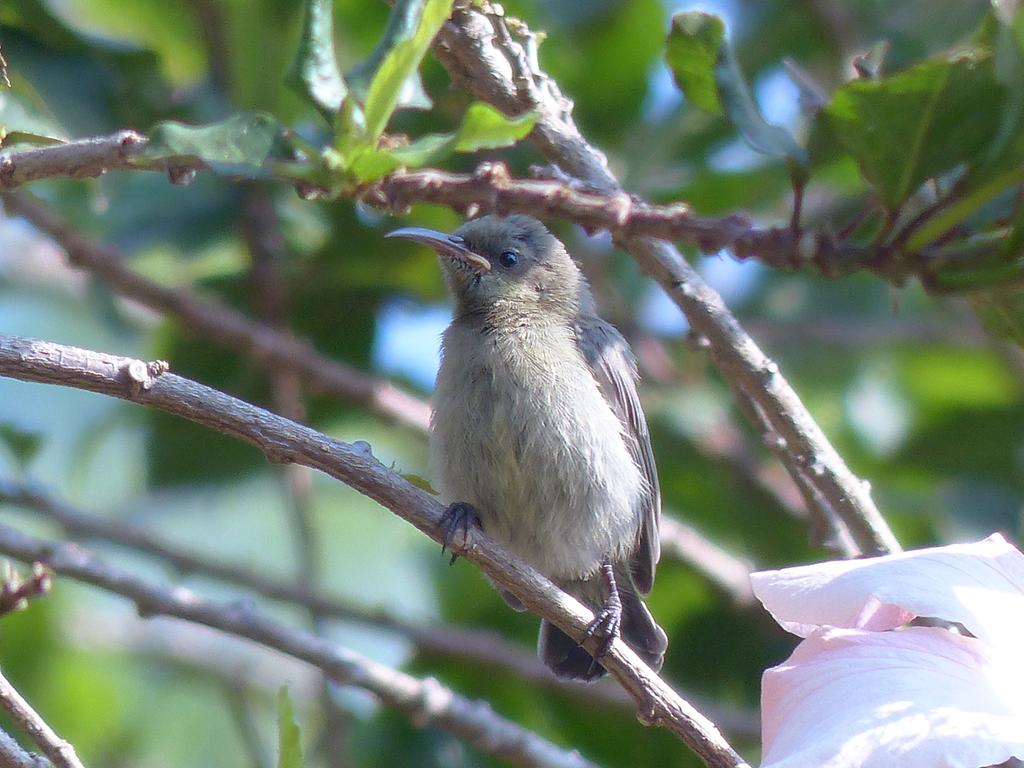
left=387, top=214, right=666, bottom=681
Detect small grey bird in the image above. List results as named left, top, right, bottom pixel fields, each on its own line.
left=387, top=214, right=667, bottom=681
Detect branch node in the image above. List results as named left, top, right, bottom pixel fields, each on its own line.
left=116, top=130, right=145, bottom=153
left=295, top=181, right=327, bottom=201
left=472, top=161, right=510, bottom=186
left=410, top=676, right=452, bottom=727
left=685, top=331, right=711, bottom=351
left=124, top=359, right=168, bottom=396
left=351, top=440, right=374, bottom=460
left=759, top=361, right=779, bottom=383
left=635, top=696, right=660, bottom=726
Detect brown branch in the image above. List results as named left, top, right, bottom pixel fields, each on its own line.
left=0, top=478, right=760, bottom=738
left=0, top=479, right=533, bottom=671
left=434, top=4, right=900, bottom=558
left=0, top=132, right=182, bottom=188
left=2, top=145, right=897, bottom=552
left=0, top=728, right=49, bottom=768
left=363, top=164, right=749, bottom=253
left=3, top=192, right=759, bottom=595
left=0, top=668, right=84, bottom=768
left=1, top=191, right=430, bottom=433
left=0, top=561, right=51, bottom=616
left=0, top=524, right=597, bottom=768
left=0, top=335, right=750, bottom=768
left=0, top=132, right=945, bottom=288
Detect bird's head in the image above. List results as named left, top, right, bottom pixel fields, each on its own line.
left=387, top=214, right=588, bottom=319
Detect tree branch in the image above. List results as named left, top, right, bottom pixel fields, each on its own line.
left=0, top=191, right=431, bottom=434
left=0, top=524, right=598, bottom=768
left=3, top=192, right=760, bottom=594
left=434, top=4, right=900, bottom=557
left=0, top=134, right=960, bottom=289
left=0, top=478, right=760, bottom=737
left=0, top=561, right=51, bottom=616
left=2, top=151, right=896, bottom=553
left=0, top=727, right=50, bottom=768
left=0, top=668, right=84, bottom=768
left=0, top=335, right=749, bottom=768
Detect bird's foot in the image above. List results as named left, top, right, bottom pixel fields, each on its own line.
left=584, top=603, right=622, bottom=659
left=582, top=560, right=622, bottom=676
left=439, top=502, right=481, bottom=566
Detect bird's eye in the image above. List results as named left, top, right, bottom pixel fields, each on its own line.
left=499, top=249, right=520, bottom=268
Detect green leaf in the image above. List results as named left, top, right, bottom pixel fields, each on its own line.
left=905, top=164, right=1024, bottom=251
left=362, top=0, right=453, bottom=141
left=0, top=84, right=66, bottom=147
left=141, top=113, right=280, bottom=175
left=664, top=12, right=725, bottom=114
left=287, top=0, right=346, bottom=121
left=716, top=40, right=806, bottom=164
left=276, top=687, right=303, bottom=768
left=665, top=11, right=804, bottom=165
left=347, top=103, right=535, bottom=183
left=823, top=49, right=1004, bottom=207
left=400, top=472, right=437, bottom=494
left=347, top=144, right=406, bottom=183
left=347, top=0, right=434, bottom=112
left=0, top=424, right=42, bottom=472
left=452, top=102, right=536, bottom=152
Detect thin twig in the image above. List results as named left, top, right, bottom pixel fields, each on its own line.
left=1, top=192, right=431, bottom=433
left=0, top=668, right=84, bottom=768
left=0, top=561, right=51, bottom=616
left=0, top=727, right=50, bottom=768
left=0, top=141, right=897, bottom=557
left=0, top=134, right=953, bottom=288
left=0, top=478, right=760, bottom=738
left=434, top=3, right=899, bottom=557
left=0, top=523, right=598, bottom=768
left=3, top=193, right=758, bottom=594
left=0, top=335, right=750, bottom=768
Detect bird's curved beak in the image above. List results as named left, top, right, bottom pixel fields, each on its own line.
left=386, top=227, right=491, bottom=273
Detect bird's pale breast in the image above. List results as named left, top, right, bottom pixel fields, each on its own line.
left=431, top=318, right=645, bottom=581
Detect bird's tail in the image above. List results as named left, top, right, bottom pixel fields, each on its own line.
left=538, top=568, right=667, bottom=682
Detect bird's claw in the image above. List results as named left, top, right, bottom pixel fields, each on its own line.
left=439, top=502, right=481, bottom=565
left=583, top=604, right=622, bottom=660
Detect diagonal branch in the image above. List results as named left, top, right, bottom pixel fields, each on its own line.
left=434, top=4, right=900, bottom=557
left=0, top=335, right=750, bottom=768
left=0, top=478, right=760, bottom=737
left=0, top=523, right=596, bottom=768
left=0, top=667, right=84, bottom=768
left=0, top=726, right=49, bottom=768
left=1, top=192, right=430, bottom=433
left=3, top=191, right=758, bottom=595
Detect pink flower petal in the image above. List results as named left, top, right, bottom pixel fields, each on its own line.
left=750, top=534, right=1024, bottom=646
left=761, top=627, right=1024, bottom=768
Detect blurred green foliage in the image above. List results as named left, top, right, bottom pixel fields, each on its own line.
left=0, top=0, right=1022, bottom=767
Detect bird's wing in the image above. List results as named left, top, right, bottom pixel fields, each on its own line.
left=578, top=319, right=660, bottom=594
